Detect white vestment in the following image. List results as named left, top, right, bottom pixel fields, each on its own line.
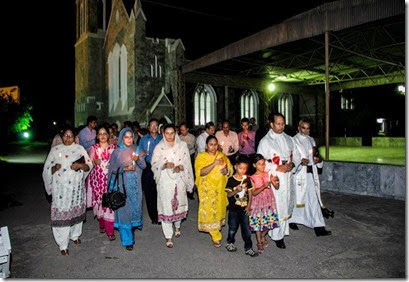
left=289, top=133, right=325, bottom=228
left=257, top=129, right=299, bottom=241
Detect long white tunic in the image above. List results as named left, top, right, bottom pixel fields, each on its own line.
left=257, top=129, right=299, bottom=240
left=152, top=136, right=194, bottom=222
left=289, top=133, right=325, bottom=228
left=42, top=143, right=92, bottom=227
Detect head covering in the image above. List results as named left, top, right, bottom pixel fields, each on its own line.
left=118, top=128, right=134, bottom=149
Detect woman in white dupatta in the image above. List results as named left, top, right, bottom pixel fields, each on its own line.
left=42, top=127, right=92, bottom=256
left=151, top=124, right=194, bottom=248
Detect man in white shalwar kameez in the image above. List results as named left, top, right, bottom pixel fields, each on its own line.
left=257, top=113, right=299, bottom=249
left=289, top=119, right=332, bottom=236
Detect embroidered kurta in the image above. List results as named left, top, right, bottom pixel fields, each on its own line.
left=151, top=135, right=194, bottom=223
left=195, top=151, right=233, bottom=232
left=43, top=143, right=93, bottom=227
left=87, top=143, right=116, bottom=222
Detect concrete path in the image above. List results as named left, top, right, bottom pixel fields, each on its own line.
left=0, top=160, right=405, bottom=278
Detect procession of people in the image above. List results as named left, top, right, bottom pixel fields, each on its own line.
left=43, top=113, right=332, bottom=256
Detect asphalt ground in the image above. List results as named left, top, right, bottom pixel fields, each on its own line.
left=0, top=143, right=406, bottom=279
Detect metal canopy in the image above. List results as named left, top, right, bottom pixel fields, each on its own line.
left=182, top=0, right=405, bottom=90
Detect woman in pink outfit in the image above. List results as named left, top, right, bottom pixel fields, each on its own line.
left=87, top=125, right=117, bottom=240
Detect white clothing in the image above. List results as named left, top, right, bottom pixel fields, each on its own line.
left=289, top=133, right=325, bottom=228
left=161, top=220, right=181, bottom=239
left=152, top=135, right=194, bottom=223
left=52, top=222, right=83, bottom=250
left=196, top=132, right=209, bottom=154
left=257, top=129, right=299, bottom=241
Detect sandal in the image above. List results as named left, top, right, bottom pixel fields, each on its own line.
left=99, top=227, right=105, bottom=234
left=262, top=239, right=269, bottom=248
left=126, top=245, right=133, bottom=251
left=108, top=235, right=116, bottom=241
left=212, top=241, right=222, bottom=248
left=175, top=228, right=181, bottom=238
left=257, top=243, right=264, bottom=254
left=60, top=249, right=69, bottom=256
left=166, top=239, right=173, bottom=248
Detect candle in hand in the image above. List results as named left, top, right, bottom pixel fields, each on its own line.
left=147, top=141, right=151, bottom=155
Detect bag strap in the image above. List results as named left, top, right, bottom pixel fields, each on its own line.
left=120, top=170, right=127, bottom=198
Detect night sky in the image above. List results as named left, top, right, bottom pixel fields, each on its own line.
left=0, top=0, right=329, bottom=134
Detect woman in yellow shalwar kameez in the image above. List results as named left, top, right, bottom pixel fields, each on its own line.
left=195, top=135, right=233, bottom=247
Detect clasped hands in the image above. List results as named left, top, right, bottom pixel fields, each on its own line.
left=163, top=162, right=184, bottom=173
left=214, top=158, right=228, bottom=175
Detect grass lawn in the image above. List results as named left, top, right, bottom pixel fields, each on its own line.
left=318, top=146, right=406, bottom=166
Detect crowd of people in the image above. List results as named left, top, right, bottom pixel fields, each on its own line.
left=42, top=113, right=332, bottom=257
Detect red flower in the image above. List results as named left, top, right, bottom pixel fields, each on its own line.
left=272, top=154, right=280, bottom=165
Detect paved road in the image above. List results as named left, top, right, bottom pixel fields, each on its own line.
left=0, top=144, right=405, bottom=278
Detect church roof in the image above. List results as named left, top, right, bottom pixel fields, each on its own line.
left=122, top=0, right=136, bottom=17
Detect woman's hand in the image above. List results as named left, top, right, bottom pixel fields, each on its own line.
left=52, top=163, right=61, bottom=174
left=132, top=154, right=139, bottom=162
left=93, top=159, right=102, bottom=166
left=163, top=162, right=175, bottom=170
left=124, top=164, right=136, bottom=171
left=220, top=166, right=228, bottom=175
left=172, top=165, right=184, bottom=173
left=245, top=206, right=251, bottom=216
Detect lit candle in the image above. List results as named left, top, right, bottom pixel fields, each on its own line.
left=132, top=152, right=137, bottom=165
left=147, top=141, right=151, bottom=156
left=58, top=153, right=62, bottom=158
left=240, top=175, right=247, bottom=186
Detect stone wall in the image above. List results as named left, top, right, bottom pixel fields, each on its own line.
left=320, top=161, right=405, bottom=200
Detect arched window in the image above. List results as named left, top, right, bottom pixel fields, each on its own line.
left=120, top=44, right=128, bottom=111
left=108, top=43, right=128, bottom=115
left=193, top=84, right=217, bottom=126
left=278, top=93, right=293, bottom=126
left=240, top=89, right=259, bottom=120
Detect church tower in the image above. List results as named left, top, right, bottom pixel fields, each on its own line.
left=74, top=0, right=111, bottom=126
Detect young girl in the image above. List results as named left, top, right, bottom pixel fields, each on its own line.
left=247, top=154, right=280, bottom=254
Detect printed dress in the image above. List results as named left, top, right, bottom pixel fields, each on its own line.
left=87, top=143, right=116, bottom=223
left=248, top=172, right=279, bottom=231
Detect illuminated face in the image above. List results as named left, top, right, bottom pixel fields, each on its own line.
left=271, top=115, right=285, bottom=134
left=62, top=129, right=75, bottom=146
left=122, top=131, right=134, bottom=146
left=97, top=128, right=109, bottom=143
left=254, top=158, right=266, bottom=172
left=179, top=125, right=188, bottom=136
left=241, top=121, right=249, bottom=131
left=298, top=122, right=311, bottom=136
left=148, top=121, right=159, bottom=134
left=235, top=162, right=249, bottom=176
left=206, top=125, right=216, bottom=135
left=164, top=127, right=176, bottom=143
left=206, top=137, right=218, bottom=154
left=222, top=122, right=230, bottom=135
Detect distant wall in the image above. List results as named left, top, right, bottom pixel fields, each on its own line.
left=330, top=137, right=362, bottom=146
left=320, top=161, right=405, bottom=200
left=372, top=137, right=405, bottom=147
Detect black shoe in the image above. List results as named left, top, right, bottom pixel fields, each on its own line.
left=289, top=223, right=299, bottom=230
left=314, top=227, right=332, bottom=237
left=151, top=220, right=159, bottom=225
left=274, top=239, right=286, bottom=249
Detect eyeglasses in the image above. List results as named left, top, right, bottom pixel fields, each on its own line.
left=63, top=135, right=74, bottom=138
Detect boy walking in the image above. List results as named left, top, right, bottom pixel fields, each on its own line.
left=225, top=155, right=258, bottom=257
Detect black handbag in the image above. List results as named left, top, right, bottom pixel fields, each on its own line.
left=102, top=168, right=126, bottom=210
